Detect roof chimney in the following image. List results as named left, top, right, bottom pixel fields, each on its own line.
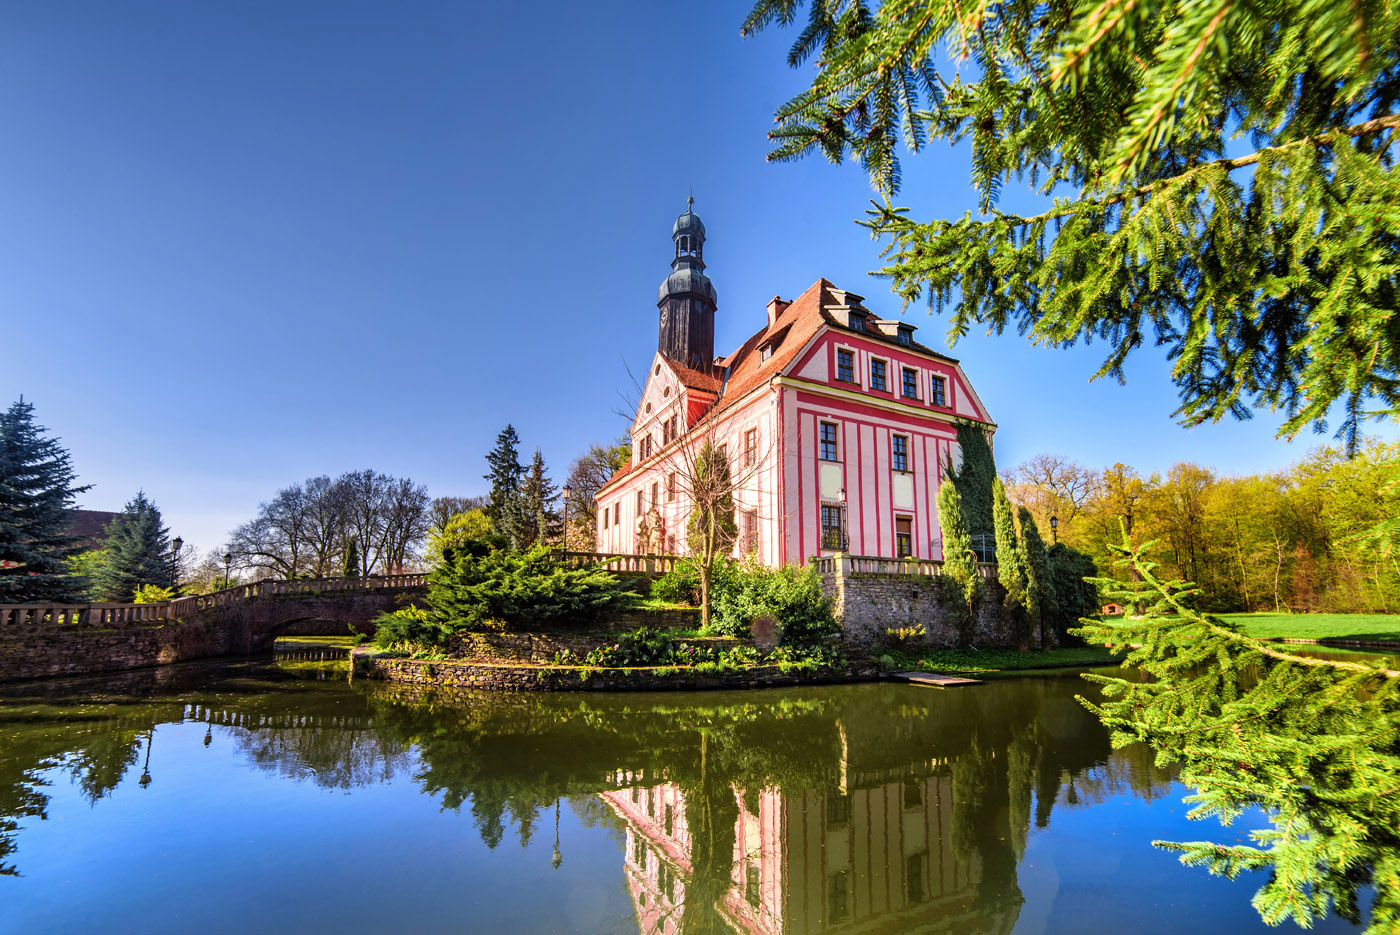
left=766, top=296, right=790, bottom=327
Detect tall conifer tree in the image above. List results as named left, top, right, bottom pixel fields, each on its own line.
left=519, top=448, right=558, bottom=548
left=93, top=491, right=173, bottom=602
left=342, top=537, right=360, bottom=578
left=937, top=481, right=981, bottom=640
left=992, top=478, right=1031, bottom=648
left=1017, top=507, right=1059, bottom=649
left=0, top=398, right=90, bottom=602
left=483, top=425, right=524, bottom=536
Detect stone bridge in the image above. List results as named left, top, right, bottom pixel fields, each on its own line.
left=0, top=574, right=428, bottom=681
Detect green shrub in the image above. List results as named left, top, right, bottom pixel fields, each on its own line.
left=766, top=643, right=846, bottom=673
left=712, top=560, right=839, bottom=645
left=609, top=626, right=676, bottom=665
left=370, top=604, right=450, bottom=653
left=429, top=543, right=630, bottom=631
left=720, top=645, right=760, bottom=667
left=650, top=561, right=701, bottom=604
left=1047, top=544, right=1099, bottom=643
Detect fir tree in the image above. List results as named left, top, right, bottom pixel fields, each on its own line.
left=1017, top=507, right=1059, bottom=649
left=342, top=538, right=360, bottom=578
left=92, top=491, right=173, bottom=602
left=744, top=0, right=1400, bottom=449
left=950, top=422, right=996, bottom=540
left=992, top=478, right=1032, bottom=648
left=518, top=448, right=559, bottom=549
left=937, top=480, right=980, bottom=641
left=1076, top=533, right=1400, bottom=935
left=483, top=425, right=524, bottom=537
left=0, top=398, right=91, bottom=603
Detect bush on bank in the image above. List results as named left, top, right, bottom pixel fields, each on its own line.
left=550, top=625, right=846, bottom=675
left=710, top=559, right=840, bottom=646
left=371, top=542, right=631, bottom=651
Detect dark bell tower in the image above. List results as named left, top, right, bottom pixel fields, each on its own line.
left=657, top=196, right=717, bottom=369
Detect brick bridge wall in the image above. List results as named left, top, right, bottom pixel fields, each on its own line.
left=0, top=586, right=426, bottom=682
left=208, top=588, right=427, bottom=646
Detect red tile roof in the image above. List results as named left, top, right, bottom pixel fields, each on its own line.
left=664, top=359, right=723, bottom=394
left=698, top=277, right=957, bottom=426
left=599, top=279, right=970, bottom=495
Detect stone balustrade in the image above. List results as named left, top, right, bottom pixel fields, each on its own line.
left=0, top=573, right=429, bottom=630
left=809, top=553, right=997, bottom=579
left=551, top=550, right=678, bottom=575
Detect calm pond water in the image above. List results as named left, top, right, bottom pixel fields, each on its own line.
left=0, top=650, right=1368, bottom=935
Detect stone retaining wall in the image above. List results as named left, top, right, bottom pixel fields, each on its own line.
left=822, top=568, right=1040, bottom=651
left=0, top=619, right=249, bottom=682
left=351, top=648, right=878, bottom=692
left=448, top=629, right=745, bottom=665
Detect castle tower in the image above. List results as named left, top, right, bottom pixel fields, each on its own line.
left=656, top=196, right=717, bottom=369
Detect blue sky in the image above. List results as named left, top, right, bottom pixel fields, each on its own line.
left=1, top=0, right=1390, bottom=554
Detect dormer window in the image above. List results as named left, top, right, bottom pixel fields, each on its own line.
left=897, top=328, right=912, bottom=346
left=849, top=315, right=865, bottom=333
left=760, top=345, right=772, bottom=362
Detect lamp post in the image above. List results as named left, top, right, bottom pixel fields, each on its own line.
left=138, top=727, right=154, bottom=789
left=171, top=537, right=183, bottom=593
left=1050, top=515, right=1058, bottom=545
left=560, top=483, right=573, bottom=552
left=223, top=552, right=233, bottom=590
left=551, top=800, right=563, bottom=870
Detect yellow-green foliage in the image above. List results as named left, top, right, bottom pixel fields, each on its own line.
left=884, top=626, right=923, bottom=648
left=132, top=584, right=175, bottom=604
left=1007, top=439, right=1399, bottom=614
left=424, top=509, right=493, bottom=567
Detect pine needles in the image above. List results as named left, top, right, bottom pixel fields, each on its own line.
left=1075, top=526, right=1400, bottom=933
left=744, top=0, right=1400, bottom=449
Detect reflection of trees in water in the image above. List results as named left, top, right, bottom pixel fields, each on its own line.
left=0, top=661, right=1177, bottom=921
left=61, top=732, right=143, bottom=803
left=362, top=677, right=1176, bottom=934
left=0, top=661, right=383, bottom=874
left=228, top=723, right=410, bottom=791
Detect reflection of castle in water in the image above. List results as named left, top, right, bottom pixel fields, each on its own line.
left=601, top=762, right=1018, bottom=935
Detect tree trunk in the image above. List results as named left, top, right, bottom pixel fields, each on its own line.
left=698, top=562, right=712, bottom=628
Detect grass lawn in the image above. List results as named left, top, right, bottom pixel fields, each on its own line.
left=888, top=646, right=1124, bottom=676
left=1216, top=613, right=1400, bottom=642
left=273, top=634, right=360, bottom=648
left=629, top=597, right=699, bottom=613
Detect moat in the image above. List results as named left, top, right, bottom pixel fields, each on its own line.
left=0, top=649, right=1365, bottom=934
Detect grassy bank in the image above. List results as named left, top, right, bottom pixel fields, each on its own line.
left=1218, top=613, right=1400, bottom=641
left=887, top=646, right=1123, bottom=676
left=273, top=635, right=361, bottom=648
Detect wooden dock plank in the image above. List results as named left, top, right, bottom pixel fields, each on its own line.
left=893, top=671, right=982, bottom=687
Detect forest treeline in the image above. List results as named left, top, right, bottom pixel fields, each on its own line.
left=1004, top=438, right=1398, bottom=614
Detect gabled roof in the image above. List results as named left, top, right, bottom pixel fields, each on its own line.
left=600, top=279, right=983, bottom=497
left=696, top=279, right=960, bottom=427
left=664, top=358, right=722, bottom=395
